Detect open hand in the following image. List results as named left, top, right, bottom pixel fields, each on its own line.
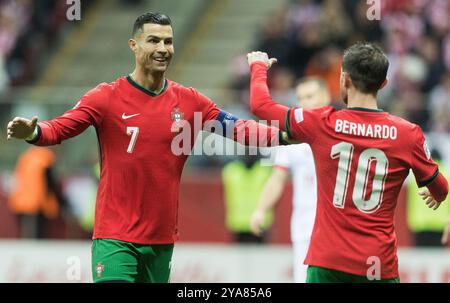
left=6, top=116, right=38, bottom=140
left=419, top=188, right=441, bottom=210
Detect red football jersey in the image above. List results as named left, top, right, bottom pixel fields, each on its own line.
left=32, top=76, right=279, bottom=244
left=287, top=106, right=438, bottom=279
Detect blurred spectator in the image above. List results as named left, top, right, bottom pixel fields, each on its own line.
left=304, top=46, right=342, bottom=104
left=407, top=149, right=450, bottom=246
left=222, top=155, right=273, bottom=243
left=0, top=0, right=69, bottom=87
left=256, top=7, right=292, bottom=71
left=347, top=0, right=383, bottom=42
left=8, top=147, right=66, bottom=238
left=286, top=0, right=322, bottom=33
left=381, top=1, right=425, bottom=54
left=318, top=0, right=352, bottom=47
left=429, top=72, right=450, bottom=132
left=418, top=37, right=446, bottom=93
left=0, top=56, right=8, bottom=95
left=64, top=162, right=99, bottom=236
left=270, top=68, right=297, bottom=107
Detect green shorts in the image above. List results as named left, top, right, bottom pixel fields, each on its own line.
left=306, top=266, right=400, bottom=283
left=91, top=238, right=174, bottom=283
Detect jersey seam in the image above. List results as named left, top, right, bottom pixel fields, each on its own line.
left=94, top=86, right=112, bottom=236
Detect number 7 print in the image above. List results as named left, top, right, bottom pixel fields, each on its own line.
left=126, top=127, right=139, bottom=153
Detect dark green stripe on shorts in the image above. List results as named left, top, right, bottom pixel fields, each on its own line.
left=306, top=266, right=400, bottom=283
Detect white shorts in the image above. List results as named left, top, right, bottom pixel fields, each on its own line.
left=292, top=239, right=310, bottom=283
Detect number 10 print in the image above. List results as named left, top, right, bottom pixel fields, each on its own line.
left=331, top=142, right=389, bottom=213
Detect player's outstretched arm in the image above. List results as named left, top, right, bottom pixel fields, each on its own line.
left=247, top=51, right=289, bottom=129
left=209, top=109, right=292, bottom=147
left=7, top=116, right=38, bottom=141
left=250, top=168, right=289, bottom=235
left=8, top=84, right=110, bottom=146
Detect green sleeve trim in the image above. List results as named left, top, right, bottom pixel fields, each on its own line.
left=418, top=168, right=439, bottom=188
left=25, top=125, right=41, bottom=144
left=285, top=108, right=293, bottom=139
left=278, top=131, right=289, bottom=146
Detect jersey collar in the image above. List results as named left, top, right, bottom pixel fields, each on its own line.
left=126, top=75, right=168, bottom=97
left=346, top=107, right=384, bottom=113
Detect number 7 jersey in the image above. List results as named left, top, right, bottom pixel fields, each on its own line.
left=286, top=106, right=439, bottom=279
left=30, top=76, right=222, bottom=244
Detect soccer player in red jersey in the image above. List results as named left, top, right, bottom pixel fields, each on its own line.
left=6, top=12, right=286, bottom=283
left=247, top=43, right=449, bottom=283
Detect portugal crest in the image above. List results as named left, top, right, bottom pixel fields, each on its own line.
left=171, top=107, right=184, bottom=123
left=171, top=107, right=185, bottom=132
left=95, top=262, right=105, bottom=279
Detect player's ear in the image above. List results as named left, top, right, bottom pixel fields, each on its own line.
left=380, top=78, right=388, bottom=90
left=343, top=72, right=352, bottom=89
left=128, top=38, right=137, bottom=53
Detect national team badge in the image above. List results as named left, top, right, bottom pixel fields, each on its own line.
left=171, top=107, right=185, bottom=132
left=171, top=107, right=184, bottom=123
left=96, top=262, right=105, bottom=279
left=294, top=108, right=304, bottom=123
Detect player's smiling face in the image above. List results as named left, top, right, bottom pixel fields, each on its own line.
left=131, top=23, right=174, bottom=73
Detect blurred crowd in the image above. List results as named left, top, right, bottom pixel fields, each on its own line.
left=0, top=0, right=73, bottom=97
left=228, top=0, right=450, bottom=133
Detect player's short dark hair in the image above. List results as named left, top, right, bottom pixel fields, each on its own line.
left=342, top=42, right=389, bottom=94
left=132, top=12, right=172, bottom=36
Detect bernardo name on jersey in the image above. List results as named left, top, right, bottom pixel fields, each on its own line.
left=335, top=119, right=397, bottom=140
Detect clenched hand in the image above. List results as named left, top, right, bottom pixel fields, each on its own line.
left=247, top=51, right=278, bottom=69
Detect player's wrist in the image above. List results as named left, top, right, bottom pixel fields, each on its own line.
left=250, top=61, right=268, bottom=70
left=25, top=125, right=40, bottom=143
left=256, top=207, right=268, bottom=215
left=25, top=126, right=38, bottom=141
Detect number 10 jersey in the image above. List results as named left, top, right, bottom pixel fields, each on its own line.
left=286, top=106, right=438, bottom=279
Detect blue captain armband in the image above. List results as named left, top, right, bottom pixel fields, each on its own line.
left=215, top=110, right=239, bottom=137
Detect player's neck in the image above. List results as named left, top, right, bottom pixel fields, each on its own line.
left=346, top=90, right=379, bottom=110
left=130, top=68, right=165, bottom=92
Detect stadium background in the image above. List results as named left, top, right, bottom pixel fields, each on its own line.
left=0, top=0, right=449, bottom=282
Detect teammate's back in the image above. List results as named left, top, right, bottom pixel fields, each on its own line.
left=247, top=42, right=449, bottom=282
left=288, top=105, right=438, bottom=278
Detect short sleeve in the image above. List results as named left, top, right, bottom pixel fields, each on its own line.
left=273, top=146, right=292, bottom=169
left=410, top=125, right=439, bottom=187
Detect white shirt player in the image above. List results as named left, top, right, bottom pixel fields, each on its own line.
left=273, top=143, right=317, bottom=282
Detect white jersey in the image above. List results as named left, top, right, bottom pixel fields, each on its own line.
left=273, top=144, right=317, bottom=243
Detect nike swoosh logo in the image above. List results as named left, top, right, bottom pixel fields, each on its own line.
left=122, top=113, right=140, bottom=120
